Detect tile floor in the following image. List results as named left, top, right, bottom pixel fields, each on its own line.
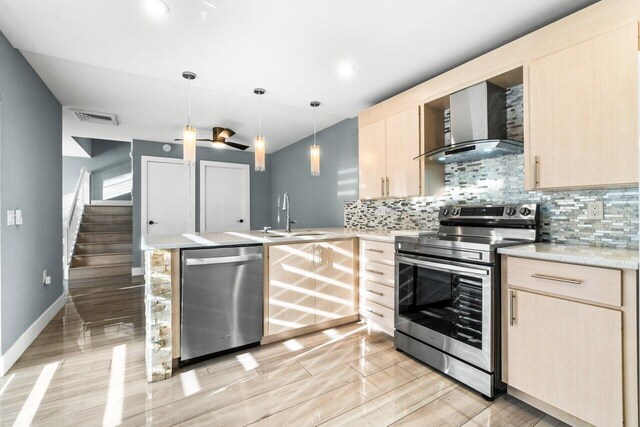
left=0, top=275, right=567, bottom=426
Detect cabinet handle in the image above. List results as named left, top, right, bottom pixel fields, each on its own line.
left=366, top=248, right=384, bottom=254
left=534, top=156, right=540, bottom=187
left=386, top=177, right=390, bottom=196
left=381, top=178, right=385, bottom=197
left=366, top=289, right=384, bottom=296
left=367, top=309, right=384, bottom=318
left=509, top=290, right=516, bottom=326
left=531, top=273, right=583, bottom=285
left=366, top=269, right=384, bottom=275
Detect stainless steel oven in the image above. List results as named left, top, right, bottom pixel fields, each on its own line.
left=393, top=203, right=540, bottom=398
left=395, top=253, right=495, bottom=371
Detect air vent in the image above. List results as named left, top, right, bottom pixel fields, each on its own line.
left=70, top=109, right=119, bottom=126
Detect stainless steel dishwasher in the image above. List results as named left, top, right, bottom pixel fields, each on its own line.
left=181, top=244, right=263, bottom=363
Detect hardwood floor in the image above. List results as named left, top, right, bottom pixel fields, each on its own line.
left=0, top=275, right=567, bottom=426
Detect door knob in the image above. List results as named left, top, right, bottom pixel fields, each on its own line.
left=238, top=219, right=244, bottom=223
left=148, top=220, right=156, bottom=225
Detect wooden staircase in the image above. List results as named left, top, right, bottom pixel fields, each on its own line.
left=69, top=205, right=133, bottom=280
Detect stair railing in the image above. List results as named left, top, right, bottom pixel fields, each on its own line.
left=65, top=167, right=91, bottom=274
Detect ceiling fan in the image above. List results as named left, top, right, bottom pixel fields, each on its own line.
left=175, top=127, right=249, bottom=151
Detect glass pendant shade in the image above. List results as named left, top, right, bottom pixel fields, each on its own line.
left=255, top=135, right=266, bottom=172
left=183, top=125, right=197, bottom=164
left=310, top=144, right=320, bottom=176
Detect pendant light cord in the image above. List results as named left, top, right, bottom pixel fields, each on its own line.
left=258, top=93, right=262, bottom=135
left=187, top=78, right=192, bottom=127
left=313, top=104, right=317, bottom=146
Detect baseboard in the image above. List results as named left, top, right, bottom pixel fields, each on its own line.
left=132, top=267, right=144, bottom=276
left=0, top=294, right=65, bottom=375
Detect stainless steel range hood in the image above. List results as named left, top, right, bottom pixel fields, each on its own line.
left=420, top=81, right=523, bottom=164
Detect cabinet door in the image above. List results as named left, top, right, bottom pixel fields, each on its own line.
left=314, top=240, right=357, bottom=323
left=508, top=290, right=623, bottom=426
left=267, top=243, right=316, bottom=335
left=385, top=106, right=421, bottom=197
left=358, top=119, right=386, bottom=199
left=527, top=24, right=638, bottom=189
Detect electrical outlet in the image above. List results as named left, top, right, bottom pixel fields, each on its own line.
left=587, top=201, right=604, bottom=220
left=42, top=270, right=48, bottom=285
left=7, top=210, right=15, bottom=226
left=376, top=205, right=387, bottom=216
left=15, top=210, right=23, bottom=225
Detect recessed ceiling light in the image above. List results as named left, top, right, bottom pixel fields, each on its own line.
left=145, top=0, right=169, bottom=17
left=337, top=62, right=355, bottom=78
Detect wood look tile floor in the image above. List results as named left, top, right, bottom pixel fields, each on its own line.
left=0, top=275, right=568, bottom=426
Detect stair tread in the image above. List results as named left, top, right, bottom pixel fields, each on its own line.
left=77, top=231, right=131, bottom=235
left=69, top=263, right=132, bottom=270
left=73, top=252, right=132, bottom=258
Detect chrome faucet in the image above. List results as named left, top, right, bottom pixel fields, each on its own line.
left=282, top=192, right=296, bottom=232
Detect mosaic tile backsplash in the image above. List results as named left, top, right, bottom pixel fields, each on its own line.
left=345, top=85, right=639, bottom=249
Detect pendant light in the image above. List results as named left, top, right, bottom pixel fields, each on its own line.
left=253, top=88, right=266, bottom=172
left=182, top=71, right=197, bottom=164
left=310, top=101, right=321, bottom=176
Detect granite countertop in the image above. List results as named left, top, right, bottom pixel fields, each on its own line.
left=498, top=243, right=639, bottom=270
left=141, top=227, right=420, bottom=250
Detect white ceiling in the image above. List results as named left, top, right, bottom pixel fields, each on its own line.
left=0, top=0, right=597, bottom=156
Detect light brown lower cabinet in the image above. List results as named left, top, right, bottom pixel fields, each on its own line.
left=502, top=255, right=637, bottom=427
left=507, top=289, right=622, bottom=427
left=264, top=240, right=357, bottom=341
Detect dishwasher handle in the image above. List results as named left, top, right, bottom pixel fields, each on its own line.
left=185, top=253, right=262, bottom=266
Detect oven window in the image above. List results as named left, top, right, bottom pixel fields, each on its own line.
left=398, top=262, right=483, bottom=349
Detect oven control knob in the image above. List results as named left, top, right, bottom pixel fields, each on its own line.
left=519, top=207, right=532, bottom=216
left=451, top=208, right=460, bottom=216
left=505, top=207, right=517, bottom=216
left=442, top=209, right=449, bottom=216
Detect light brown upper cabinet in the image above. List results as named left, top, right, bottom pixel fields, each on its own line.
left=359, top=106, right=421, bottom=199
left=526, top=23, right=639, bottom=190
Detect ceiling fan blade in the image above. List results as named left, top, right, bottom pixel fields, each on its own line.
left=225, top=141, right=249, bottom=151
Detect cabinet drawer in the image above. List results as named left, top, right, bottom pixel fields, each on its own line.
left=363, top=261, right=395, bottom=287
left=507, top=256, right=621, bottom=307
left=361, top=239, right=395, bottom=264
left=360, top=298, right=394, bottom=331
left=362, top=280, right=394, bottom=309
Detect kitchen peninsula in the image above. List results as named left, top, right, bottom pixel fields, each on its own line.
left=142, top=228, right=418, bottom=382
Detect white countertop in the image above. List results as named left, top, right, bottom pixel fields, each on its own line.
left=141, top=227, right=420, bottom=250
left=498, top=243, right=639, bottom=270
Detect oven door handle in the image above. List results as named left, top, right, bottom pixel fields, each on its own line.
left=396, top=256, right=490, bottom=276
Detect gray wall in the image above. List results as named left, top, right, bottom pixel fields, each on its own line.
left=132, top=140, right=272, bottom=268
left=0, top=32, right=63, bottom=353
left=270, top=118, right=359, bottom=229
left=63, top=139, right=132, bottom=203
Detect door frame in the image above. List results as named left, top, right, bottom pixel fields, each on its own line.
left=199, top=160, right=251, bottom=232
left=141, top=155, right=196, bottom=236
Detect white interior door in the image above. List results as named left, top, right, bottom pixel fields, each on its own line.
left=200, top=161, right=250, bottom=232
left=142, top=156, right=195, bottom=236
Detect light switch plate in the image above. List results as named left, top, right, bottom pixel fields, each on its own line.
left=7, top=210, right=15, bottom=226
left=587, top=201, right=604, bottom=220
left=15, top=210, right=23, bottom=225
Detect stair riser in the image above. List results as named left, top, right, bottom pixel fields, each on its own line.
left=80, top=223, right=132, bottom=233
left=76, top=233, right=132, bottom=244
left=82, top=215, right=132, bottom=224
left=69, top=265, right=132, bottom=280
left=72, top=254, right=132, bottom=267
left=84, top=206, right=132, bottom=215
left=75, top=243, right=132, bottom=255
